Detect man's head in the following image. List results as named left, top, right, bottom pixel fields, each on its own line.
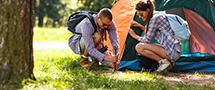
left=97, top=8, right=113, bottom=29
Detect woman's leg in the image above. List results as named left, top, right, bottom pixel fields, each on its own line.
left=136, top=43, right=171, bottom=72
left=135, top=43, right=170, bottom=62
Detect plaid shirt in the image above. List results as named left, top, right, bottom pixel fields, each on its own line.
left=68, top=14, right=119, bottom=62
left=138, top=11, right=177, bottom=55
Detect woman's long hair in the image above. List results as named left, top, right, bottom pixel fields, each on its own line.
left=135, top=0, right=155, bottom=35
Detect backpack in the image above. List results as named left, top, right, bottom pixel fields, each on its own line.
left=158, top=11, right=191, bottom=43
left=67, top=11, right=97, bottom=34
left=139, top=55, right=159, bottom=71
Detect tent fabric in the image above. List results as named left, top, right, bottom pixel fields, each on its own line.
left=118, top=58, right=158, bottom=71
left=183, top=9, right=215, bottom=55
left=174, top=61, right=215, bottom=72
left=110, top=0, right=215, bottom=72
left=155, top=0, right=215, bottom=31
left=105, top=0, right=139, bottom=56
left=108, top=0, right=215, bottom=57
left=121, top=13, right=146, bottom=61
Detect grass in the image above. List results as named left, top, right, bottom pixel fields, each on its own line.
left=20, top=48, right=212, bottom=90
left=22, top=49, right=172, bottom=90
left=2, top=27, right=213, bottom=89
left=33, top=27, right=72, bottom=43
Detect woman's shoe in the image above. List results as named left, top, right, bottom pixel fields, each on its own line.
left=156, top=59, right=170, bottom=72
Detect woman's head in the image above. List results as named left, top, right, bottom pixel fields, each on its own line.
left=135, top=0, right=155, bottom=21
left=135, top=0, right=155, bottom=33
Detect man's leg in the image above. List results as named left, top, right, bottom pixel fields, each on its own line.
left=80, top=32, right=102, bottom=67
left=92, top=32, right=116, bottom=68
left=80, top=37, right=90, bottom=68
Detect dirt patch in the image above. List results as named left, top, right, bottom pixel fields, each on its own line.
left=92, top=69, right=215, bottom=87
left=161, top=72, right=215, bottom=86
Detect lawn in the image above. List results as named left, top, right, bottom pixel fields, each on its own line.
left=33, top=27, right=71, bottom=43
left=16, top=27, right=215, bottom=89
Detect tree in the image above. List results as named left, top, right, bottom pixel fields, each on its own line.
left=0, top=0, right=35, bottom=85
left=77, top=0, right=116, bottom=12
left=34, top=0, right=66, bottom=27
left=46, top=0, right=67, bottom=27
left=34, top=0, right=47, bottom=27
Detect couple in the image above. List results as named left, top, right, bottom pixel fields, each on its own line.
left=69, top=0, right=182, bottom=72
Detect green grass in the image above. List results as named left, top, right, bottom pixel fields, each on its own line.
left=21, top=49, right=172, bottom=90
left=7, top=27, right=212, bottom=89
left=18, top=48, right=212, bottom=90
left=33, top=27, right=72, bottom=43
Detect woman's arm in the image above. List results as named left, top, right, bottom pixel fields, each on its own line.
left=128, top=28, right=140, bottom=40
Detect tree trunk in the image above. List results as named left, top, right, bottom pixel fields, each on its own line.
left=0, top=0, right=35, bottom=85
left=38, top=16, right=44, bottom=27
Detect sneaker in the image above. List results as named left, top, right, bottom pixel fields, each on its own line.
left=91, top=57, right=99, bottom=65
left=156, top=59, right=170, bottom=72
left=80, top=56, right=90, bottom=68
left=165, top=62, right=176, bottom=71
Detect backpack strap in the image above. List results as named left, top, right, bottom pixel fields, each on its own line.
left=87, top=12, right=107, bottom=41
left=158, top=12, right=178, bottom=44
left=73, top=12, right=97, bottom=34
left=159, top=30, right=175, bottom=45
left=86, top=13, right=97, bottom=34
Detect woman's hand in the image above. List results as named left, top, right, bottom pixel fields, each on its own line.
left=130, top=20, right=140, bottom=27
left=128, top=28, right=139, bottom=40
left=130, top=20, right=145, bottom=31
left=128, top=28, right=136, bottom=36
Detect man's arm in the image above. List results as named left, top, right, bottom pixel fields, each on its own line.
left=107, top=21, right=120, bottom=54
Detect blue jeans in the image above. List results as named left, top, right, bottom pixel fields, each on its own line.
left=168, top=43, right=182, bottom=62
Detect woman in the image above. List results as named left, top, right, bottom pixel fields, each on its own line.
left=128, top=0, right=182, bottom=72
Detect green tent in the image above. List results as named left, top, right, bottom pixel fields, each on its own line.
left=117, top=0, right=215, bottom=72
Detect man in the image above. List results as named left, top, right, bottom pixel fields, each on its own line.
left=68, top=8, right=119, bottom=68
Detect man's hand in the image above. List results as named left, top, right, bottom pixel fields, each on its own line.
left=103, top=54, right=119, bottom=63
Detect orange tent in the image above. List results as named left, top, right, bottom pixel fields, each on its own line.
left=104, top=0, right=139, bottom=59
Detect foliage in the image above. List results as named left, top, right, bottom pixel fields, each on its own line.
left=34, top=0, right=67, bottom=27
left=77, top=0, right=116, bottom=12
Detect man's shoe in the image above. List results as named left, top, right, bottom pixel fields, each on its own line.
left=156, top=59, right=170, bottom=72
left=80, top=56, right=90, bottom=68
left=91, top=57, right=99, bottom=65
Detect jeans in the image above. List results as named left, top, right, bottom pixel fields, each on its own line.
left=169, top=43, right=182, bottom=62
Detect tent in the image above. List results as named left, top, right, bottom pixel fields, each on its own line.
left=104, top=0, right=215, bottom=72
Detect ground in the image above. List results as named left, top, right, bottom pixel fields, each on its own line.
left=161, top=72, right=215, bottom=86
left=34, top=42, right=215, bottom=87
left=91, top=69, right=215, bottom=87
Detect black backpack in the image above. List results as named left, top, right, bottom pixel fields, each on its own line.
left=67, top=11, right=97, bottom=34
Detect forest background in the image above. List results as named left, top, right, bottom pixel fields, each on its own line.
left=34, top=0, right=116, bottom=28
